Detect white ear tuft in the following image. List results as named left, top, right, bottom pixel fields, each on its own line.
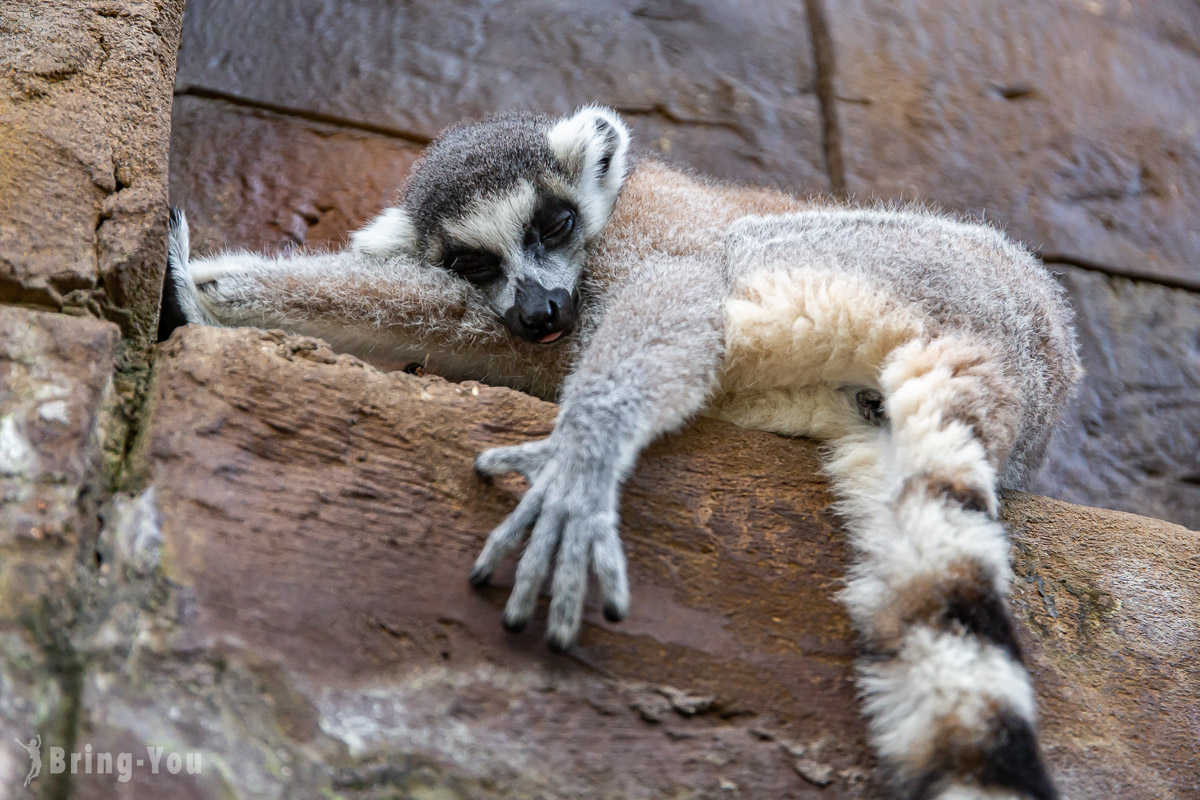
left=547, top=105, right=631, bottom=238
left=350, top=206, right=416, bottom=257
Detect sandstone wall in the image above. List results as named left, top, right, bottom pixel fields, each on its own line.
left=0, top=2, right=186, bottom=797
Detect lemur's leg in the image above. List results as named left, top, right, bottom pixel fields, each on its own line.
left=825, top=337, right=1057, bottom=800
left=472, top=254, right=726, bottom=651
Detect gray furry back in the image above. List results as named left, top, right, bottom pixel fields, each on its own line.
left=723, top=207, right=1082, bottom=486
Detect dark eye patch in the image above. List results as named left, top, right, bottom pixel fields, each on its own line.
left=532, top=198, right=578, bottom=249
left=442, top=249, right=502, bottom=284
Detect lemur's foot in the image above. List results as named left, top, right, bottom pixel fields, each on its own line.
left=471, top=436, right=629, bottom=651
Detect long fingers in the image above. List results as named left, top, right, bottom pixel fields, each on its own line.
left=546, top=515, right=604, bottom=652
left=502, top=504, right=566, bottom=632
left=590, top=517, right=629, bottom=623
left=469, top=487, right=544, bottom=587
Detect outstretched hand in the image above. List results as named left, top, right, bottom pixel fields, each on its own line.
left=469, top=434, right=630, bottom=652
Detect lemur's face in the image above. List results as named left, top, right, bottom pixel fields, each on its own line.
left=435, top=186, right=585, bottom=344
left=351, top=107, right=631, bottom=345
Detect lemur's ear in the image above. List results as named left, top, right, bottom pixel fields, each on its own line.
left=350, top=206, right=417, bottom=258
left=547, top=105, right=631, bottom=237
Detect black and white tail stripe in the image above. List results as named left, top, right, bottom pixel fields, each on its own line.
left=826, top=338, right=1057, bottom=800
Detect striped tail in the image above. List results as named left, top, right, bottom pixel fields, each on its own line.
left=825, top=338, right=1057, bottom=800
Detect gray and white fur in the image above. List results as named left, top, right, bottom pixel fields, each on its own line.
left=165, top=106, right=1082, bottom=800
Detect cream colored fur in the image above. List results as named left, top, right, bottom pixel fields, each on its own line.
left=712, top=267, right=928, bottom=439
left=861, top=626, right=1036, bottom=769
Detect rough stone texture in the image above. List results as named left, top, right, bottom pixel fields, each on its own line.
left=169, top=96, right=424, bottom=254
left=0, top=307, right=120, bottom=797
left=0, top=0, right=185, bottom=344
left=172, top=0, right=830, bottom=193
left=65, top=325, right=1196, bottom=800
left=1031, top=267, right=1200, bottom=529
left=825, top=0, right=1200, bottom=288
left=1002, top=492, right=1200, bottom=800
left=0, top=2, right=186, bottom=796
left=0, top=307, right=120, bottom=547
left=129, top=326, right=874, bottom=799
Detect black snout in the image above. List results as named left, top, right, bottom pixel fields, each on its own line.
left=504, top=280, right=578, bottom=344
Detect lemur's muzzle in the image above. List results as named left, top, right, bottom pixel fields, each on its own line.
left=505, top=280, right=579, bottom=344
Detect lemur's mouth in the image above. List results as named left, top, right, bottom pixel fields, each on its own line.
left=506, top=321, right=574, bottom=345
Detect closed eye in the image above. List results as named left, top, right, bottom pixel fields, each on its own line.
left=539, top=209, right=575, bottom=247
left=443, top=250, right=502, bottom=284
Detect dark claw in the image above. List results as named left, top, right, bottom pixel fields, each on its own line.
left=546, top=634, right=571, bottom=654
left=472, top=456, right=494, bottom=485
left=467, top=565, right=491, bottom=588
left=603, top=601, right=626, bottom=623
left=502, top=616, right=527, bottom=634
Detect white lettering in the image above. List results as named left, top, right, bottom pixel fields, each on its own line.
left=116, top=752, right=133, bottom=783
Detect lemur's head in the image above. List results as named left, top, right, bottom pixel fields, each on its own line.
left=351, top=106, right=632, bottom=345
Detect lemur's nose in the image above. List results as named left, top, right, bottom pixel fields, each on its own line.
left=507, top=282, right=576, bottom=344
left=518, top=293, right=559, bottom=330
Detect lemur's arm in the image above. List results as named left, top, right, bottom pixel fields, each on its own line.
left=470, top=253, right=726, bottom=650
left=162, top=210, right=543, bottom=386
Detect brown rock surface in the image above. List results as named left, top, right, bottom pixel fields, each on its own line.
left=1031, top=268, right=1200, bottom=529
left=0, top=307, right=120, bottom=796
left=172, top=0, right=829, bottom=193
left=0, top=0, right=185, bottom=343
left=76, top=324, right=1196, bottom=799
left=825, top=0, right=1200, bottom=288
left=0, top=3, right=186, bottom=796
left=0, top=308, right=120, bottom=548
left=169, top=96, right=423, bottom=254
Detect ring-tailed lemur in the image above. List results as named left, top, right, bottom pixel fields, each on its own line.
left=164, top=106, right=1081, bottom=800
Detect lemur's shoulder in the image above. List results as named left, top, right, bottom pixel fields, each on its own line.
left=599, top=157, right=810, bottom=259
